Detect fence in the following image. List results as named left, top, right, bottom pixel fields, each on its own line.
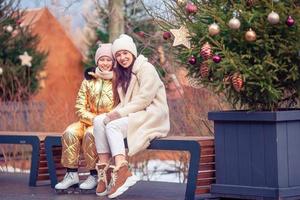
left=0, top=101, right=45, bottom=131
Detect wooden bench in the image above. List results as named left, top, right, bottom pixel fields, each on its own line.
left=0, top=131, right=216, bottom=199
left=0, top=131, right=215, bottom=199
left=195, top=137, right=216, bottom=199
left=0, top=131, right=44, bottom=186
left=44, top=135, right=215, bottom=200
left=0, top=131, right=63, bottom=186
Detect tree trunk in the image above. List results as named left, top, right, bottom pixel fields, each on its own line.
left=108, top=0, right=124, bottom=42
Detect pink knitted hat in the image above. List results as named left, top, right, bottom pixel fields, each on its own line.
left=95, top=43, right=113, bottom=65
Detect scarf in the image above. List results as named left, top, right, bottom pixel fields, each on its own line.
left=95, top=67, right=113, bottom=80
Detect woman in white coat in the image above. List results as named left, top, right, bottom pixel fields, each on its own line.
left=93, top=34, right=170, bottom=199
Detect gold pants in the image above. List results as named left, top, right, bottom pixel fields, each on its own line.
left=61, top=121, right=97, bottom=170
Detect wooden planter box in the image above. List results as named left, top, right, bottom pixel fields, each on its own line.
left=208, top=110, right=300, bottom=199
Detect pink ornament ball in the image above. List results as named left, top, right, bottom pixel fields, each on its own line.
left=212, top=55, right=222, bottom=63
left=188, top=55, right=197, bottom=65
left=286, top=16, right=295, bottom=27
left=185, top=3, right=197, bottom=14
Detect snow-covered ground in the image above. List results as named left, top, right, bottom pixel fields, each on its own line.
left=0, top=165, right=30, bottom=173
left=132, top=159, right=187, bottom=183
left=1, top=159, right=188, bottom=183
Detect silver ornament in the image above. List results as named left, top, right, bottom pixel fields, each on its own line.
left=232, top=10, right=240, bottom=18
left=267, top=11, right=280, bottom=25
left=228, top=17, right=241, bottom=30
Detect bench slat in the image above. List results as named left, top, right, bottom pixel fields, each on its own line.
left=197, top=178, right=216, bottom=186
left=197, top=170, right=215, bottom=179
left=199, top=163, right=215, bottom=171
left=195, top=186, right=211, bottom=194
left=200, top=155, right=215, bottom=163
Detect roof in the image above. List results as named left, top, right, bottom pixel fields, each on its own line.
left=22, top=8, right=84, bottom=131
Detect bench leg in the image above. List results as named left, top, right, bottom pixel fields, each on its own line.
left=148, top=140, right=201, bottom=200
left=28, top=136, right=41, bottom=186
left=185, top=142, right=201, bottom=200
left=44, top=136, right=61, bottom=188
left=0, top=135, right=41, bottom=187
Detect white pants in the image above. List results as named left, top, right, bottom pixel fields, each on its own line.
left=93, top=114, right=128, bottom=157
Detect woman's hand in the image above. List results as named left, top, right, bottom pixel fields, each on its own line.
left=103, top=111, right=121, bottom=125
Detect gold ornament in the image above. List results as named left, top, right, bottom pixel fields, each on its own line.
left=267, top=11, right=280, bottom=25
left=36, top=70, right=47, bottom=89
left=245, top=28, right=256, bottom=42
left=208, top=23, right=220, bottom=36
left=19, top=51, right=33, bottom=67
left=170, top=26, right=191, bottom=49
left=228, top=17, right=241, bottom=30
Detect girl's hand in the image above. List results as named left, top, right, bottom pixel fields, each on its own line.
left=88, top=71, right=100, bottom=78
left=103, top=111, right=121, bottom=125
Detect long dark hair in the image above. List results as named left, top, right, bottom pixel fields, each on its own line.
left=112, top=58, right=136, bottom=107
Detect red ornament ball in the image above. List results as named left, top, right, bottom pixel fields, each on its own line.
left=212, top=55, right=222, bottom=63
left=185, top=3, right=197, bottom=14
left=286, top=16, right=295, bottom=27
left=163, top=31, right=171, bottom=40
left=136, top=31, right=145, bottom=38
left=16, top=19, right=23, bottom=25
left=188, top=55, right=197, bottom=65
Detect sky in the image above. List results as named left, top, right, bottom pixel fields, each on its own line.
left=19, top=0, right=92, bottom=31
left=19, top=0, right=159, bottom=31
left=18, top=0, right=165, bottom=53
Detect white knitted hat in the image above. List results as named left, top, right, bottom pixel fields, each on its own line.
left=95, top=43, right=113, bottom=65
left=112, top=34, right=137, bottom=58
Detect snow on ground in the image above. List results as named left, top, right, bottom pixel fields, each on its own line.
left=1, top=159, right=188, bottom=183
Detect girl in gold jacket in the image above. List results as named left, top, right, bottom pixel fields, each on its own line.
left=55, top=43, right=115, bottom=191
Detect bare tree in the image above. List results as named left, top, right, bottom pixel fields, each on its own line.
left=108, top=0, right=124, bottom=42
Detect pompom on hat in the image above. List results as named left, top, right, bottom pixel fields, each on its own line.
left=95, top=43, right=113, bottom=65
left=112, top=34, right=137, bottom=58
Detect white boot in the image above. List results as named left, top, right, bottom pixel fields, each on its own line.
left=55, top=172, right=79, bottom=190
left=79, top=175, right=97, bottom=190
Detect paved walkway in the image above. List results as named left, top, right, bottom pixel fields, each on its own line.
left=0, top=172, right=186, bottom=200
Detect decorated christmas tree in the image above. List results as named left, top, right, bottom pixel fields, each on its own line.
left=0, top=0, right=47, bottom=101
left=148, top=0, right=300, bottom=111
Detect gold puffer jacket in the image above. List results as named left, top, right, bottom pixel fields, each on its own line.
left=75, top=69, right=114, bottom=125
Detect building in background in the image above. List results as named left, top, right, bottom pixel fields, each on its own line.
left=22, top=8, right=83, bottom=131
